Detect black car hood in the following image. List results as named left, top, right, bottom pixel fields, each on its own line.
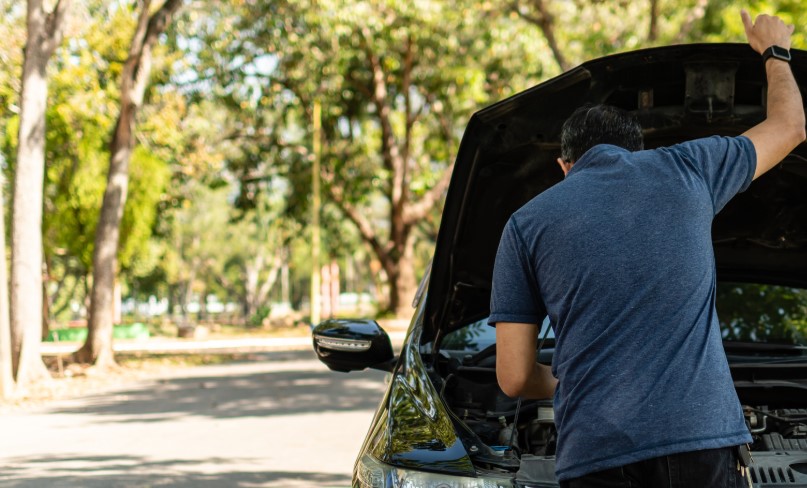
left=424, top=43, right=807, bottom=344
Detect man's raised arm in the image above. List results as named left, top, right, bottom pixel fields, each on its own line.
left=740, top=10, right=806, bottom=180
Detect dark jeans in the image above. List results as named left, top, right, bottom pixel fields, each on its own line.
left=560, top=446, right=749, bottom=488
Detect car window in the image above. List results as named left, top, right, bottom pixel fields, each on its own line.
left=441, top=316, right=552, bottom=352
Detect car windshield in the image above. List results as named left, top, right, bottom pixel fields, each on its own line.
left=441, top=282, right=807, bottom=355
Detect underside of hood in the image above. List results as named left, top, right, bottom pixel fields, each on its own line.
left=424, top=43, right=807, bottom=344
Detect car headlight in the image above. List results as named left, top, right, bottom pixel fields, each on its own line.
left=356, top=453, right=514, bottom=488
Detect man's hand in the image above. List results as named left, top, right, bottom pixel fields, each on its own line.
left=740, top=10, right=805, bottom=180
left=496, top=322, right=557, bottom=399
left=741, top=9, right=793, bottom=54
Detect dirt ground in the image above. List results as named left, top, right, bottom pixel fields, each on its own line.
left=1, top=352, right=265, bottom=412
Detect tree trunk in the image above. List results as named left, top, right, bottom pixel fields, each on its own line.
left=244, top=254, right=263, bottom=319
left=41, top=254, right=51, bottom=340
left=181, top=268, right=196, bottom=319
left=10, top=0, right=69, bottom=388
left=198, top=284, right=207, bottom=322
left=76, top=0, right=182, bottom=366
left=75, top=95, right=135, bottom=367
left=325, top=28, right=454, bottom=319
left=384, top=235, right=418, bottom=318
left=281, top=258, right=290, bottom=304
left=648, top=0, right=659, bottom=42
left=257, top=254, right=282, bottom=309
left=0, top=170, right=14, bottom=400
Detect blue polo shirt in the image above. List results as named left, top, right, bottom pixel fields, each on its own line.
left=489, top=136, right=755, bottom=481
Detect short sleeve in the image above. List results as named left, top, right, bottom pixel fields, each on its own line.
left=668, top=135, right=756, bottom=214
left=488, top=217, right=547, bottom=326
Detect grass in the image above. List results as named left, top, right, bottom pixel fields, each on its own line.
left=206, top=324, right=310, bottom=339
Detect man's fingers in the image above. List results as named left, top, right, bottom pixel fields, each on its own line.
left=740, top=9, right=753, bottom=36
left=789, top=24, right=796, bottom=34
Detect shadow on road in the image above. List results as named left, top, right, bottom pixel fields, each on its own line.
left=2, top=454, right=351, bottom=487
left=47, top=349, right=389, bottom=423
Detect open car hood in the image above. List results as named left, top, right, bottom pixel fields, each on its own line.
left=424, top=43, right=807, bottom=344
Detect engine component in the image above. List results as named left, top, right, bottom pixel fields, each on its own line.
left=498, top=416, right=519, bottom=450
left=744, top=406, right=807, bottom=454
left=762, top=433, right=807, bottom=451
left=528, top=402, right=556, bottom=456
left=516, top=454, right=556, bottom=487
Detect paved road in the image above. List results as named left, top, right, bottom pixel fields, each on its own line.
left=0, top=350, right=389, bottom=487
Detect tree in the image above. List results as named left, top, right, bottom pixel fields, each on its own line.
left=0, top=159, right=13, bottom=399
left=10, top=0, right=70, bottom=389
left=0, top=0, right=26, bottom=400
left=76, top=0, right=182, bottom=366
left=508, top=0, right=807, bottom=76
left=206, top=0, right=546, bottom=316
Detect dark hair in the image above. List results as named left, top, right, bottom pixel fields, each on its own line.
left=560, top=104, right=644, bottom=163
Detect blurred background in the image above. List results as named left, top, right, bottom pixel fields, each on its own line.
left=0, top=0, right=805, bottom=395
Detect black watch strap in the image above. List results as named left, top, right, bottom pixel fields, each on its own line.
left=762, top=45, right=791, bottom=64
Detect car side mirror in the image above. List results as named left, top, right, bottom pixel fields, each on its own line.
left=312, top=319, right=396, bottom=373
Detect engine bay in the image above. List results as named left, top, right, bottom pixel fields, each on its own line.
left=431, top=346, right=807, bottom=487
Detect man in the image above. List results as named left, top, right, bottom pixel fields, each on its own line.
left=489, top=11, right=805, bottom=488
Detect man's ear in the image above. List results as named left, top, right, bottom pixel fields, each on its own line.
left=557, top=157, right=573, bottom=176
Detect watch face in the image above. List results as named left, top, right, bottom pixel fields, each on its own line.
left=770, top=45, right=792, bottom=61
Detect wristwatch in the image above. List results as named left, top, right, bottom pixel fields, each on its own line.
left=762, top=45, right=791, bottom=64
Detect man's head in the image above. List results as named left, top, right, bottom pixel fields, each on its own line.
left=558, top=104, right=644, bottom=175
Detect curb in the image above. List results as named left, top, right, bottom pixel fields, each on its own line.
left=40, top=331, right=409, bottom=356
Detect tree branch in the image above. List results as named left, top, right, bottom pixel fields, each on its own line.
left=357, top=27, right=395, bottom=173
left=674, top=0, right=708, bottom=43
left=256, top=254, right=283, bottom=305
left=347, top=76, right=373, bottom=100
left=323, top=171, right=390, bottom=265
left=130, top=0, right=183, bottom=106
left=42, top=0, right=71, bottom=56
left=357, top=26, right=409, bottom=245
left=403, top=158, right=454, bottom=224
left=118, top=0, right=152, bottom=107
left=513, top=0, right=571, bottom=72
left=404, top=105, right=456, bottom=223
left=648, top=0, right=659, bottom=42
left=402, top=34, right=414, bottom=165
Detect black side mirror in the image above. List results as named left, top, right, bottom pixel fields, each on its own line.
left=312, top=319, right=395, bottom=372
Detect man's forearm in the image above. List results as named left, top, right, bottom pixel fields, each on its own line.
left=766, top=60, right=805, bottom=131
left=753, top=59, right=807, bottom=178
left=741, top=11, right=806, bottom=179
left=525, top=362, right=558, bottom=400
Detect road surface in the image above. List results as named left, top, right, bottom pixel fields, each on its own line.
left=0, top=350, right=389, bottom=487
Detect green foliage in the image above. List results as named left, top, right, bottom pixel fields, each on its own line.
left=717, top=283, right=807, bottom=343
left=0, top=1, right=24, bottom=152
left=120, top=146, right=172, bottom=270
left=41, top=95, right=109, bottom=268
left=3, top=0, right=807, bottom=325
left=508, top=0, right=806, bottom=76
left=247, top=305, right=272, bottom=327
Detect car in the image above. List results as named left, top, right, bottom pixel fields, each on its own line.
left=312, top=43, right=807, bottom=488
